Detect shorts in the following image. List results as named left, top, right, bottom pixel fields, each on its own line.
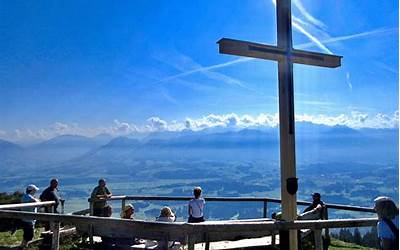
left=188, top=216, right=205, bottom=223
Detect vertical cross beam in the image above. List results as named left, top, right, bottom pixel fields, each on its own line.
left=277, top=0, right=298, bottom=249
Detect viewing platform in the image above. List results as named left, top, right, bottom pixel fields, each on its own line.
left=0, top=195, right=378, bottom=250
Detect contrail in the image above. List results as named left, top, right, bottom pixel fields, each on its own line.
left=292, top=0, right=327, bottom=30
left=158, top=27, right=397, bottom=82
left=292, top=19, right=333, bottom=54
left=156, top=57, right=253, bottom=83
left=296, top=27, right=398, bottom=49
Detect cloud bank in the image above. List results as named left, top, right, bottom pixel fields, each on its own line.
left=1, top=111, right=398, bottom=142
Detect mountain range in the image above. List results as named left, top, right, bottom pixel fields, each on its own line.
left=0, top=123, right=398, bottom=175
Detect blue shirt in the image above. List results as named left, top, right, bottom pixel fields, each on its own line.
left=21, top=193, right=37, bottom=225
left=377, top=215, right=399, bottom=240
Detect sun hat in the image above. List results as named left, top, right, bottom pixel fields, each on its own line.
left=123, top=204, right=134, bottom=212
left=26, top=184, right=39, bottom=192
left=160, top=206, right=175, bottom=217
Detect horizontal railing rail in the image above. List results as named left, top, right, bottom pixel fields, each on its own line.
left=88, top=195, right=375, bottom=213
left=0, top=201, right=56, bottom=210
left=0, top=209, right=378, bottom=250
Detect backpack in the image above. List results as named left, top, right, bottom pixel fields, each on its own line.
left=382, top=218, right=399, bottom=250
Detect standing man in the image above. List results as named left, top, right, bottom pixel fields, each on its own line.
left=91, top=179, right=112, bottom=216
left=298, top=192, right=325, bottom=220
left=40, top=179, right=61, bottom=213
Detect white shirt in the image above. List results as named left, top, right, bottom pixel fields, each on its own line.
left=189, top=198, right=205, bottom=218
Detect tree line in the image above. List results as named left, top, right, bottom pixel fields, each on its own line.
left=331, top=227, right=379, bottom=249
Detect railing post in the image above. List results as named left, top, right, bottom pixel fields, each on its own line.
left=263, top=201, right=268, bottom=218
left=89, top=224, right=94, bottom=246
left=314, top=229, right=323, bottom=250
left=324, top=207, right=330, bottom=245
left=271, top=231, right=276, bottom=249
left=121, top=198, right=126, bottom=214
left=50, top=221, right=60, bottom=250
left=204, top=232, right=210, bottom=250
left=187, top=235, right=195, bottom=250
left=60, top=199, right=65, bottom=214
left=89, top=199, right=94, bottom=216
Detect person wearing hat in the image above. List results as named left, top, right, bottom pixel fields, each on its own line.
left=154, top=207, right=177, bottom=249
left=156, top=206, right=176, bottom=223
left=116, top=204, right=138, bottom=246
left=20, top=184, right=40, bottom=248
left=298, top=192, right=325, bottom=220
left=120, top=204, right=135, bottom=219
left=373, top=196, right=399, bottom=250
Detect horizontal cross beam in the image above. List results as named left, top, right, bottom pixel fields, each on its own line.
left=218, top=38, right=342, bottom=68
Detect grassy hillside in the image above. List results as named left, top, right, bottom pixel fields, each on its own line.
left=329, top=238, right=378, bottom=250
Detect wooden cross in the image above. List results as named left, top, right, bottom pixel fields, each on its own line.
left=217, top=1, right=342, bottom=249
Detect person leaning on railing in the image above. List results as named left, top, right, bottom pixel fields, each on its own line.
left=90, top=178, right=112, bottom=216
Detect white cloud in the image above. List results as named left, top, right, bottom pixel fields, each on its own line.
left=112, top=120, right=138, bottom=134
left=297, top=111, right=399, bottom=129
left=0, top=130, right=7, bottom=137
left=146, top=117, right=168, bottom=131
left=52, top=122, right=70, bottom=133
left=0, top=111, right=398, bottom=142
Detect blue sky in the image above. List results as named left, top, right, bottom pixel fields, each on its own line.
left=0, top=0, right=398, bottom=140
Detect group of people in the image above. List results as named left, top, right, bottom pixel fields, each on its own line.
left=91, top=180, right=205, bottom=223
left=20, top=178, right=398, bottom=250
left=90, top=180, right=204, bottom=248
left=20, top=179, right=62, bottom=248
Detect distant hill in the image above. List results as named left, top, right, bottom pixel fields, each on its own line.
left=0, top=139, right=22, bottom=152
left=0, top=134, right=113, bottom=174
left=0, top=123, right=398, bottom=175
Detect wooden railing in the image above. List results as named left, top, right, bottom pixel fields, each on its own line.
left=0, top=201, right=59, bottom=250
left=87, top=194, right=376, bottom=248
left=0, top=209, right=378, bottom=250
left=88, top=195, right=375, bottom=218
left=0, top=198, right=377, bottom=250
left=0, top=201, right=56, bottom=210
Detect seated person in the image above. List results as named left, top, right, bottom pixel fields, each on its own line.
left=120, top=204, right=134, bottom=219
left=298, top=192, right=325, bottom=220
left=156, top=206, right=176, bottom=223
left=116, top=204, right=143, bottom=246
left=188, top=187, right=205, bottom=223
left=146, top=207, right=177, bottom=249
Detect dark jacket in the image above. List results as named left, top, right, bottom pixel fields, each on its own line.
left=40, top=187, right=60, bottom=213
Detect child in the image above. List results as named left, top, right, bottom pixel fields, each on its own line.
left=188, top=186, right=205, bottom=223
